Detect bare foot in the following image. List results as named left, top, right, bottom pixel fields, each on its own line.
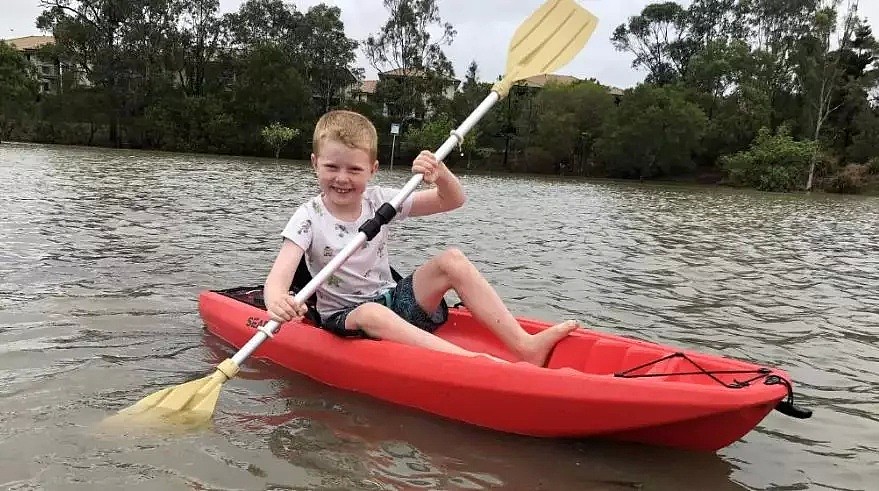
left=520, top=320, right=580, bottom=366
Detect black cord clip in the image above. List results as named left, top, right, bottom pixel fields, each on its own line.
left=358, top=203, right=398, bottom=241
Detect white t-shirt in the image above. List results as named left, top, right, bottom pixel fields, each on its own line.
left=281, top=186, right=414, bottom=318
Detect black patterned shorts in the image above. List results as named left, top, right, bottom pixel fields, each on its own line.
left=319, top=274, right=449, bottom=338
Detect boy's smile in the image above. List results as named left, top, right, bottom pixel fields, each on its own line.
left=312, top=140, right=378, bottom=218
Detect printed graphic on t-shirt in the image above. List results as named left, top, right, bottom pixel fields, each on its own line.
left=281, top=186, right=413, bottom=318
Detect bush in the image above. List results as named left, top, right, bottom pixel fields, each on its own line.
left=593, top=84, right=706, bottom=179
left=721, top=126, right=816, bottom=192
left=824, top=163, right=870, bottom=194
left=517, top=146, right=557, bottom=173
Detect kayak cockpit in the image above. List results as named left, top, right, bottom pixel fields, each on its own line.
left=214, top=285, right=796, bottom=394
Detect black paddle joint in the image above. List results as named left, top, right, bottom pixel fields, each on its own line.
left=358, top=203, right=398, bottom=241
left=765, top=375, right=813, bottom=419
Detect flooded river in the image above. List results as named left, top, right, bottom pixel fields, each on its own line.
left=1, top=142, right=877, bottom=490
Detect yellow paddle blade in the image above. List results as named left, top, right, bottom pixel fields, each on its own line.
left=102, top=358, right=240, bottom=429
left=492, top=0, right=599, bottom=98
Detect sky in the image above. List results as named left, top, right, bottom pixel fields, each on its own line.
left=3, top=0, right=878, bottom=90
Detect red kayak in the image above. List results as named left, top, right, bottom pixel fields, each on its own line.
left=199, top=286, right=811, bottom=452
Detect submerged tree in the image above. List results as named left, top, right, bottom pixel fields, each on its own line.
left=261, top=122, right=299, bottom=160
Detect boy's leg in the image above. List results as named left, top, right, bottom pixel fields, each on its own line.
left=411, top=248, right=579, bottom=366
left=343, top=301, right=490, bottom=359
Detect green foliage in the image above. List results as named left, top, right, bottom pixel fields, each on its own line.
left=402, top=113, right=475, bottom=163
left=695, top=84, right=772, bottom=166
left=0, top=42, right=39, bottom=141
left=229, top=44, right=309, bottom=133
left=594, top=84, right=707, bottom=179
left=450, top=61, right=490, bottom=129
left=529, top=81, right=616, bottom=174
left=261, top=122, right=300, bottom=159
left=824, top=163, right=870, bottom=193
left=721, top=126, right=817, bottom=192
left=32, top=0, right=358, bottom=152
left=846, top=108, right=879, bottom=163
left=297, top=4, right=361, bottom=114
left=4, top=0, right=875, bottom=195
left=611, top=2, right=691, bottom=84
left=365, top=0, right=456, bottom=121
left=144, top=92, right=237, bottom=153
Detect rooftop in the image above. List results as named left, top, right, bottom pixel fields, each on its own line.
left=3, top=35, right=55, bottom=51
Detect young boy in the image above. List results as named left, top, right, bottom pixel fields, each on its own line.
left=264, top=110, right=578, bottom=366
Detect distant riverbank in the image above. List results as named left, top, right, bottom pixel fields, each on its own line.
left=5, top=138, right=877, bottom=196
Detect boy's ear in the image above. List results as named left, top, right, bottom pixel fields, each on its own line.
left=310, top=153, right=318, bottom=171
left=371, top=159, right=379, bottom=173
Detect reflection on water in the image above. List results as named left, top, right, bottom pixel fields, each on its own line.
left=1, top=142, right=877, bottom=490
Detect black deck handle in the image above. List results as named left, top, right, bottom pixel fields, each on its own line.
left=775, top=400, right=813, bottom=419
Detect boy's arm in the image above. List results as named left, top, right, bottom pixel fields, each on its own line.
left=264, top=239, right=305, bottom=308
left=409, top=152, right=466, bottom=217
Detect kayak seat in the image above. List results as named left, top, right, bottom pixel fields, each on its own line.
left=619, top=347, right=677, bottom=377
left=645, top=357, right=685, bottom=381
left=545, top=336, right=598, bottom=371
left=545, top=338, right=636, bottom=374
left=579, top=340, right=634, bottom=374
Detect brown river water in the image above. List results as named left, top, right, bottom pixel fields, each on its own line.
left=1, top=143, right=877, bottom=490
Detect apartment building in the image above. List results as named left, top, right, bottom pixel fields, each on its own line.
left=3, top=36, right=61, bottom=94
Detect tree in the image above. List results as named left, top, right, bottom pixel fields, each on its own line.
left=229, top=44, right=309, bottom=145
left=611, top=2, right=691, bottom=84
left=795, top=0, right=861, bottom=190
left=176, top=0, right=223, bottom=97
left=847, top=107, right=879, bottom=163
left=451, top=61, right=489, bottom=122
left=365, top=0, right=456, bottom=121
left=261, top=122, right=299, bottom=159
left=821, top=16, right=878, bottom=162
left=594, top=84, right=707, bottom=178
left=402, top=113, right=475, bottom=166
left=530, top=81, right=616, bottom=174
left=739, top=0, right=821, bottom=125
left=0, top=42, right=39, bottom=142
left=221, top=0, right=360, bottom=117
left=685, top=39, right=774, bottom=165
left=686, top=0, right=747, bottom=48
left=38, top=0, right=184, bottom=146
left=223, top=0, right=298, bottom=48
left=294, top=5, right=361, bottom=114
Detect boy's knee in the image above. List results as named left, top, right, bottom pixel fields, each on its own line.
left=438, top=247, right=470, bottom=276
left=348, top=302, right=391, bottom=335
left=439, top=247, right=468, bottom=265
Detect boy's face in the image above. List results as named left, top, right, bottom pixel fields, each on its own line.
left=311, top=139, right=378, bottom=211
